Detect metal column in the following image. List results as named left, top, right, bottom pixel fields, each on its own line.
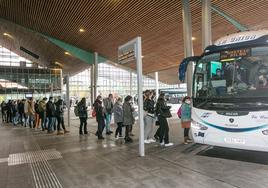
left=182, top=0, right=194, bottom=97
left=155, top=72, right=159, bottom=99
left=93, top=52, right=98, bottom=100
left=202, top=0, right=212, bottom=50
left=66, top=75, right=70, bottom=127
left=136, top=37, right=145, bottom=157
left=90, top=64, right=95, bottom=107
left=130, top=71, right=133, bottom=96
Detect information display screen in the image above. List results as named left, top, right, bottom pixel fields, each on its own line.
left=220, top=48, right=251, bottom=60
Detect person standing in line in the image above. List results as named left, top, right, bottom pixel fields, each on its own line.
left=123, top=95, right=135, bottom=143
left=46, top=97, right=56, bottom=133
left=27, top=98, right=35, bottom=128
left=1, top=101, right=7, bottom=123
left=94, top=95, right=105, bottom=139
left=55, top=98, right=70, bottom=135
left=143, top=90, right=156, bottom=144
left=38, top=97, right=47, bottom=131
left=155, top=93, right=173, bottom=147
left=181, top=96, right=192, bottom=144
left=18, top=99, right=25, bottom=126
left=34, top=100, right=40, bottom=129
left=113, top=97, right=124, bottom=139
left=11, top=100, right=18, bottom=126
left=77, top=97, right=88, bottom=135
left=24, top=99, right=29, bottom=127
left=103, top=94, right=114, bottom=135
left=6, top=100, right=12, bottom=123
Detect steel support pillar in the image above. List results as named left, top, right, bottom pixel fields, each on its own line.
left=202, top=0, right=212, bottom=50
left=182, top=0, right=194, bottom=97
left=90, top=64, right=95, bottom=107
left=94, top=52, right=98, bottom=100
left=66, top=75, right=70, bottom=127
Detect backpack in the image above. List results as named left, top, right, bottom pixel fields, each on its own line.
left=74, top=105, right=79, bottom=117
left=177, top=106, right=182, bottom=118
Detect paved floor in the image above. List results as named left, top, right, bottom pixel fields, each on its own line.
left=1, top=114, right=268, bottom=188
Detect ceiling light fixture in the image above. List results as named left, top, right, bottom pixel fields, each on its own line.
left=3, top=33, right=13, bottom=38
left=64, top=52, right=71, bottom=56
left=79, top=28, right=85, bottom=32
left=192, top=37, right=196, bottom=40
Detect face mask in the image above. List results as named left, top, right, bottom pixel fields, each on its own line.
left=185, top=100, right=191, bottom=104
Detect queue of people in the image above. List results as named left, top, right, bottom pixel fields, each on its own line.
left=1, top=93, right=193, bottom=147
left=0, top=96, right=70, bottom=135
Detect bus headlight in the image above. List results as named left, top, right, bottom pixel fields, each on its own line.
left=191, top=120, right=208, bottom=130
left=262, top=129, right=268, bottom=135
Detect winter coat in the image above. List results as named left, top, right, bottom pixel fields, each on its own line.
left=77, top=101, right=88, bottom=118
left=155, top=98, right=171, bottom=118
left=46, top=101, right=56, bottom=117
left=181, top=103, right=191, bottom=122
left=18, top=102, right=24, bottom=113
left=38, top=100, right=46, bottom=113
left=113, top=102, right=123, bottom=123
left=143, top=98, right=155, bottom=115
left=55, top=99, right=64, bottom=117
left=94, top=99, right=105, bottom=122
left=27, top=101, right=35, bottom=116
left=123, top=102, right=135, bottom=125
left=103, top=98, right=113, bottom=114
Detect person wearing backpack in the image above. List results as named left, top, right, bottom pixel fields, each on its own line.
left=181, top=96, right=192, bottom=144
left=77, top=98, right=88, bottom=135
left=103, top=94, right=114, bottom=135
left=94, top=95, right=105, bottom=139
left=39, top=97, right=47, bottom=131
left=55, top=98, right=69, bottom=135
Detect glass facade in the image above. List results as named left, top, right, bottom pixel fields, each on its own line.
left=69, top=63, right=178, bottom=99
left=0, top=46, right=61, bottom=101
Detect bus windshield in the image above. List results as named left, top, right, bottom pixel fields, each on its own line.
left=193, top=46, right=268, bottom=110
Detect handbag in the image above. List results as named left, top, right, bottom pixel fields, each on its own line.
left=161, top=108, right=172, bottom=118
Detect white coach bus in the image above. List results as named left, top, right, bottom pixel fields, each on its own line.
left=179, top=30, right=268, bottom=152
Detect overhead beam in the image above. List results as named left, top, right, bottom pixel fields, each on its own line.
left=211, top=4, right=248, bottom=31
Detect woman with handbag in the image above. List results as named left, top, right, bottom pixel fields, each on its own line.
left=155, top=93, right=173, bottom=147
left=181, top=96, right=192, bottom=144
left=123, top=95, right=135, bottom=143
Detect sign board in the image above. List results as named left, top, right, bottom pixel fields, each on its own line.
left=118, top=39, right=137, bottom=64
left=220, top=48, right=251, bottom=60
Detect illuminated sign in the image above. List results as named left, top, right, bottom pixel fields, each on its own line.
left=220, top=48, right=251, bottom=60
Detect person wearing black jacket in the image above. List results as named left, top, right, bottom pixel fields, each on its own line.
left=46, top=97, right=56, bottom=133
left=155, top=93, right=173, bottom=147
left=94, top=95, right=105, bottom=139
left=55, top=98, right=69, bottom=135
left=143, top=90, right=156, bottom=144
left=6, top=100, right=12, bottom=123
left=78, top=97, right=88, bottom=135
left=18, top=100, right=25, bottom=126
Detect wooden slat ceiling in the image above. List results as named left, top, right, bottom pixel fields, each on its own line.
left=0, top=0, right=268, bottom=84
left=0, top=19, right=90, bottom=76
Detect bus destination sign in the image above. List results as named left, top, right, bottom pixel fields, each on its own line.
left=220, top=48, right=251, bottom=60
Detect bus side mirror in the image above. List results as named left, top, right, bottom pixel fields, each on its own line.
left=178, top=56, right=200, bottom=82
